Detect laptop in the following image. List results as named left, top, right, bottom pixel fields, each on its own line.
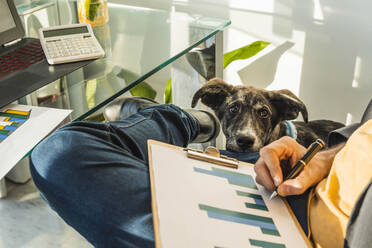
left=0, top=0, right=93, bottom=108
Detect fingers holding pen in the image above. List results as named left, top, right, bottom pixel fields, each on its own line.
left=277, top=167, right=316, bottom=196
left=254, top=157, right=276, bottom=192
left=254, top=137, right=306, bottom=193
left=259, top=146, right=283, bottom=186
left=277, top=179, right=306, bottom=196
left=254, top=139, right=289, bottom=190
left=277, top=155, right=324, bottom=196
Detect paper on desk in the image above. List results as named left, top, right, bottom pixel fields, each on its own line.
left=0, top=104, right=71, bottom=179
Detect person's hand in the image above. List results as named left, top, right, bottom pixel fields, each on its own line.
left=254, top=137, right=337, bottom=196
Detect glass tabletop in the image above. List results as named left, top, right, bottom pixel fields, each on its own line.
left=16, top=0, right=230, bottom=121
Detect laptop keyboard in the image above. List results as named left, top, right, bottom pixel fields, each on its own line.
left=0, top=41, right=45, bottom=79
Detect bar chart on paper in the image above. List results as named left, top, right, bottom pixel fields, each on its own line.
left=194, top=167, right=279, bottom=237
left=0, top=108, right=31, bottom=143
left=149, top=142, right=310, bottom=248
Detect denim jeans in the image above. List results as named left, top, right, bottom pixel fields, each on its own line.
left=30, top=104, right=307, bottom=248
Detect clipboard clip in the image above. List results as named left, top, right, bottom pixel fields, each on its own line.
left=184, top=146, right=239, bottom=169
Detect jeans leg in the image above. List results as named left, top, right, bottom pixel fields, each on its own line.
left=30, top=105, right=199, bottom=248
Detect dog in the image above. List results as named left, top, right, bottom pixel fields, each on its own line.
left=192, top=78, right=345, bottom=152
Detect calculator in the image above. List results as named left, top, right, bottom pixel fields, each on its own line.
left=39, top=23, right=105, bottom=65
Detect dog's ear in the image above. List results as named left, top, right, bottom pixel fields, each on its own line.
left=267, top=89, right=308, bottom=123
left=191, top=78, right=234, bottom=111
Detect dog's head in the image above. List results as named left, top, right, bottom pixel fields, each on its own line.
left=192, top=78, right=308, bottom=152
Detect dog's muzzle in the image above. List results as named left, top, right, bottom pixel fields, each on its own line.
left=226, top=134, right=261, bottom=153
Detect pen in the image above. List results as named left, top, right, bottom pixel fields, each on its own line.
left=269, top=138, right=325, bottom=200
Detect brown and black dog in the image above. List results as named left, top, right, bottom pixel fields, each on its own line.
left=192, top=78, right=344, bottom=153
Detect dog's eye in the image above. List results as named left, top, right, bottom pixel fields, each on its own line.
left=258, top=108, right=269, bottom=118
left=229, top=105, right=239, bottom=114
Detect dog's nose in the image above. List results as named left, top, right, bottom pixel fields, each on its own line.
left=236, top=135, right=255, bottom=149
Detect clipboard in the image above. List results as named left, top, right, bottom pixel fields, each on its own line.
left=148, top=139, right=312, bottom=248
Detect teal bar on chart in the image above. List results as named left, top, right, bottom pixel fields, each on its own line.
left=249, top=239, right=286, bottom=248
left=194, top=167, right=258, bottom=189
left=236, top=191, right=268, bottom=211
left=199, top=204, right=280, bottom=236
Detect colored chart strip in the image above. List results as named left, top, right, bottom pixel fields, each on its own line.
left=0, top=112, right=29, bottom=119
left=236, top=191, right=268, bottom=211
left=8, top=117, right=27, bottom=123
left=199, top=204, right=280, bottom=236
left=5, top=109, right=30, bottom=116
left=3, top=125, right=18, bottom=131
left=0, top=129, right=10, bottom=134
left=194, top=167, right=258, bottom=189
left=0, top=109, right=30, bottom=143
left=249, top=239, right=286, bottom=248
left=0, top=109, right=31, bottom=119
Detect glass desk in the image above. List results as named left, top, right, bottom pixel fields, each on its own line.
left=16, top=0, right=231, bottom=121
left=0, top=0, right=230, bottom=197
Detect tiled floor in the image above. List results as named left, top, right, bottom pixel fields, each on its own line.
left=0, top=179, right=92, bottom=248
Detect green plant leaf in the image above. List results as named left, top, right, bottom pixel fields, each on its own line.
left=223, top=41, right=270, bottom=69
left=164, top=77, right=172, bottom=104
left=115, top=67, right=157, bottom=100
left=130, top=81, right=157, bottom=100
left=85, top=79, right=97, bottom=109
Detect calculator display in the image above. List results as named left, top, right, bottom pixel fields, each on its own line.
left=43, top=26, right=89, bottom=38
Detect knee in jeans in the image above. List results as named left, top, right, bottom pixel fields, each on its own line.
left=30, top=125, right=88, bottom=178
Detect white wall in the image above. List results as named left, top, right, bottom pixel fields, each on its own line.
left=118, top=0, right=372, bottom=125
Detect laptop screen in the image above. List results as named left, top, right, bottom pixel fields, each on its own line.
left=0, top=0, right=16, bottom=33
left=0, top=0, right=24, bottom=46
